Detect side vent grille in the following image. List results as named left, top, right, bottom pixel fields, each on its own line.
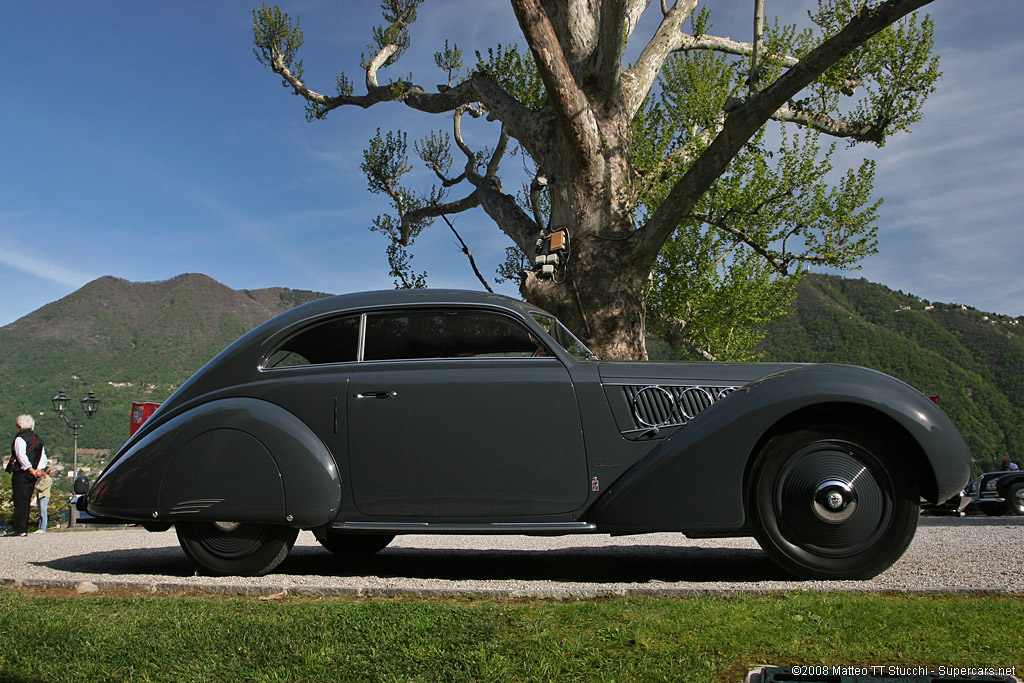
left=622, top=384, right=738, bottom=430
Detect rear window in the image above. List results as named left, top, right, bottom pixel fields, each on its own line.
left=264, top=316, right=359, bottom=368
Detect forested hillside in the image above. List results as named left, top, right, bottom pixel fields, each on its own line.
left=2, top=272, right=1019, bottom=476
left=756, top=274, right=1024, bottom=472
left=0, top=274, right=327, bottom=470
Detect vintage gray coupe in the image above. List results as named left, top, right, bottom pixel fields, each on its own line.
left=82, top=289, right=970, bottom=579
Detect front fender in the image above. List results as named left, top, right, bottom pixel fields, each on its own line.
left=587, top=364, right=971, bottom=533
left=88, top=397, right=341, bottom=527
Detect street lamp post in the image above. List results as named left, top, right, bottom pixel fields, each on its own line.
left=52, top=390, right=100, bottom=526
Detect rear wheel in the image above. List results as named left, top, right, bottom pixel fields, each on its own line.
left=748, top=425, right=919, bottom=580
left=314, top=530, right=394, bottom=556
left=176, top=521, right=298, bottom=576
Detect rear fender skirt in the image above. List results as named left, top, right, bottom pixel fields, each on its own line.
left=587, top=364, right=970, bottom=533
left=87, top=397, right=341, bottom=526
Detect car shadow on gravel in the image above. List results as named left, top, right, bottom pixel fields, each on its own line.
left=32, top=545, right=197, bottom=578
left=33, top=543, right=798, bottom=583
left=276, top=544, right=797, bottom=583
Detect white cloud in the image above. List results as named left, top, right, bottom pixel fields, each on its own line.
left=0, top=213, right=96, bottom=288
left=0, top=250, right=92, bottom=288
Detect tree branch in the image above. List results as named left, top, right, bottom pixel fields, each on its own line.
left=692, top=212, right=829, bottom=276
left=443, top=111, right=537, bottom=253
left=511, top=0, right=600, bottom=162
left=592, top=0, right=629, bottom=110
left=653, top=314, right=718, bottom=361
left=623, top=0, right=699, bottom=117
left=365, top=44, right=400, bottom=89
left=624, top=0, right=650, bottom=41
left=770, top=104, right=885, bottom=143
left=436, top=211, right=494, bottom=293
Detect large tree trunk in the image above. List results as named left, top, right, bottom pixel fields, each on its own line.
left=522, top=237, right=649, bottom=361
left=519, top=106, right=649, bottom=361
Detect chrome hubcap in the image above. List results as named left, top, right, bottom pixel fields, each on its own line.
left=813, top=479, right=858, bottom=522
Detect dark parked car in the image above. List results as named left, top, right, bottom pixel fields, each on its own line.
left=964, top=470, right=1024, bottom=516
left=80, top=290, right=971, bottom=579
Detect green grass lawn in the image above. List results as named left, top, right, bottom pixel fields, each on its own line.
left=0, top=589, right=1020, bottom=682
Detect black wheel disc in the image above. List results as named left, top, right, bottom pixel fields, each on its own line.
left=193, top=521, right=271, bottom=558
left=773, top=444, right=891, bottom=557
left=749, top=424, right=919, bottom=580
left=176, top=521, right=298, bottom=577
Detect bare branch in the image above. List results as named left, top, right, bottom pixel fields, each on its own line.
left=677, top=32, right=797, bottom=66
left=592, top=0, right=628, bottom=109
left=452, top=107, right=476, bottom=169
left=511, top=0, right=600, bottom=160
left=438, top=112, right=537, bottom=252
left=623, top=0, right=698, bottom=117
left=771, top=104, right=885, bottom=143
left=366, top=44, right=400, bottom=89
left=624, top=0, right=650, bottom=41
left=750, top=0, right=765, bottom=93
left=400, top=191, right=482, bottom=240
left=437, top=211, right=494, bottom=293
left=673, top=32, right=859, bottom=93
left=486, top=125, right=510, bottom=178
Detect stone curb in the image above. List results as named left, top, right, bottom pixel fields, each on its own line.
left=2, top=577, right=1020, bottom=599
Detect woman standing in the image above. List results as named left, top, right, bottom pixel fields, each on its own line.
left=7, top=415, right=47, bottom=537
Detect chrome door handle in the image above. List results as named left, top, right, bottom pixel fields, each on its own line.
left=354, top=391, right=397, bottom=399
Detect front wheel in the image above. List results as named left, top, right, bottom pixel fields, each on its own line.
left=176, top=521, right=298, bottom=576
left=1006, top=482, right=1024, bottom=516
left=748, top=425, right=919, bottom=580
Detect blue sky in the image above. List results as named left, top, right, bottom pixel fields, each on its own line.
left=2, top=1, right=1021, bottom=328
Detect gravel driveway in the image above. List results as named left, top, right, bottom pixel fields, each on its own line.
left=1, top=516, right=1019, bottom=597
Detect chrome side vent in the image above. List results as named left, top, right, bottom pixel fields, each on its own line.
left=621, top=384, right=739, bottom=431
left=170, top=499, right=225, bottom=516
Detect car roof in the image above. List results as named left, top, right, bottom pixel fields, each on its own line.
left=272, top=289, right=540, bottom=328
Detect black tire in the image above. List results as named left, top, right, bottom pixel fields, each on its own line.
left=315, top=531, right=394, bottom=556
left=176, top=521, right=298, bottom=577
left=980, top=503, right=1006, bottom=517
left=1007, top=482, right=1024, bottom=516
left=748, top=424, right=919, bottom=580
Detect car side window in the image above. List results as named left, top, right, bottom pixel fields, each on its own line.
left=265, top=315, right=359, bottom=368
left=363, top=309, right=544, bottom=361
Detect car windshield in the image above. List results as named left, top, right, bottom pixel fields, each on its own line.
left=530, top=313, right=598, bottom=361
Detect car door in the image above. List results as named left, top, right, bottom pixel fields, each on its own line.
left=347, top=307, right=589, bottom=518
left=257, top=314, right=360, bottom=468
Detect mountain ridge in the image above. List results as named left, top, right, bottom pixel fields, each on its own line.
left=0, top=274, right=329, bottom=468
left=755, top=274, right=1024, bottom=469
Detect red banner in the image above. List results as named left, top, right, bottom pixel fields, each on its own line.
left=129, top=402, right=162, bottom=436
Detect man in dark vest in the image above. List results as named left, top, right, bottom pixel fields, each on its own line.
left=7, top=414, right=48, bottom=536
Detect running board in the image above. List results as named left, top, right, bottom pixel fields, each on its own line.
left=329, top=521, right=597, bottom=536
